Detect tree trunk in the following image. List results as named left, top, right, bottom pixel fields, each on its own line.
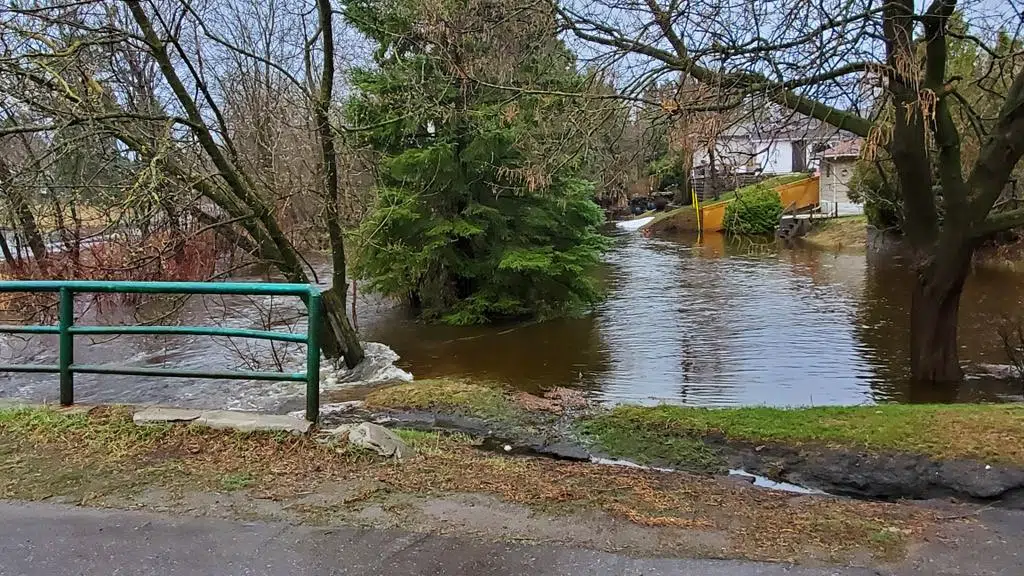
left=0, top=228, right=15, bottom=265
left=321, top=286, right=363, bottom=366
left=0, top=158, right=47, bottom=263
left=909, top=246, right=972, bottom=382
left=313, top=0, right=364, bottom=369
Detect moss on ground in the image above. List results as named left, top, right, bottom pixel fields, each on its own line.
left=579, top=404, right=1024, bottom=466
left=804, top=215, right=868, bottom=250
left=364, top=378, right=525, bottom=423
left=0, top=405, right=938, bottom=563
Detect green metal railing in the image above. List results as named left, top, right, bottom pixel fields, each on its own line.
left=0, top=280, right=322, bottom=423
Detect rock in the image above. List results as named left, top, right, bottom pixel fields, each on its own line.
left=316, top=423, right=358, bottom=445
left=348, top=422, right=415, bottom=459
left=197, top=411, right=311, bottom=435
left=133, top=407, right=311, bottom=434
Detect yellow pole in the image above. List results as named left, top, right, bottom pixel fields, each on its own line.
left=692, top=187, right=703, bottom=244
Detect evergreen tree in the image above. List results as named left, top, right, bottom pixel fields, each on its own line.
left=345, top=0, right=609, bottom=324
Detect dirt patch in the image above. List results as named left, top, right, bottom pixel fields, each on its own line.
left=640, top=206, right=699, bottom=235
left=513, top=387, right=589, bottom=414
left=578, top=404, right=1024, bottom=508
left=803, top=216, right=868, bottom=251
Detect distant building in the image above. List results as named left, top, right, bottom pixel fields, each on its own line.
left=691, top=106, right=855, bottom=177
left=819, top=139, right=864, bottom=216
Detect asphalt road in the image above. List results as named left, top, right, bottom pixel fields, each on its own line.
left=0, top=501, right=879, bottom=576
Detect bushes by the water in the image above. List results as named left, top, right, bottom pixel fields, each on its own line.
left=723, top=185, right=784, bottom=235
left=848, top=158, right=903, bottom=231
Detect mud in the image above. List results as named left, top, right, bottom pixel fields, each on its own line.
left=320, top=403, right=1024, bottom=509
left=720, top=438, right=1024, bottom=507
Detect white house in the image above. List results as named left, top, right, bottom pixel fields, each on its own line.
left=691, top=106, right=854, bottom=176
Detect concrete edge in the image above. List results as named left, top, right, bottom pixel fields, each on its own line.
left=0, top=400, right=311, bottom=435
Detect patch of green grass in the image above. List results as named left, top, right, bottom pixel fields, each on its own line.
left=365, top=379, right=520, bottom=423
left=705, top=173, right=810, bottom=206
left=579, top=404, right=1024, bottom=465
left=644, top=205, right=691, bottom=227
left=220, top=472, right=254, bottom=491
left=577, top=414, right=725, bottom=473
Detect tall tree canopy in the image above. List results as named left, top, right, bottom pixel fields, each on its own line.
left=346, top=0, right=610, bottom=324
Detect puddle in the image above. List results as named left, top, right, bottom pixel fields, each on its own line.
left=727, top=469, right=825, bottom=495
left=591, top=457, right=823, bottom=494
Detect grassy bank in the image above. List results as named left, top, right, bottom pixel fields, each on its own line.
left=803, top=215, right=868, bottom=251
left=0, top=403, right=938, bottom=563
left=579, top=404, right=1024, bottom=467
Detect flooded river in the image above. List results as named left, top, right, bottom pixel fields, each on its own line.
left=2, top=226, right=1023, bottom=412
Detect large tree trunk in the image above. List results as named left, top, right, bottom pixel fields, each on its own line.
left=909, top=245, right=972, bottom=382
left=314, top=0, right=364, bottom=368
left=321, top=287, right=363, bottom=365
left=0, top=228, right=15, bottom=265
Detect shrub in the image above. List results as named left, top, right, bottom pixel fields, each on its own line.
left=848, top=158, right=903, bottom=231
left=723, top=184, right=784, bottom=235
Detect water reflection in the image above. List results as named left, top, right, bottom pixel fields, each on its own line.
left=2, top=227, right=1023, bottom=411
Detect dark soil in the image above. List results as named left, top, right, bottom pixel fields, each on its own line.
left=323, top=404, right=1024, bottom=509
left=717, top=437, right=1024, bottom=507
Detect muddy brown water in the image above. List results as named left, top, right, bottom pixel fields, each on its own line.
left=2, top=227, right=1023, bottom=412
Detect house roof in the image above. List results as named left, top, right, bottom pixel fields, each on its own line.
left=822, top=139, right=862, bottom=159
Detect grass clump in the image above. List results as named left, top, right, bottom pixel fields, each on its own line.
left=580, top=404, right=1024, bottom=465
left=364, top=378, right=520, bottom=422
left=220, top=472, right=254, bottom=491
left=804, top=215, right=868, bottom=250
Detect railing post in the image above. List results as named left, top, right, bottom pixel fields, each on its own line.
left=305, top=291, right=321, bottom=424
left=58, top=287, right=74, bottom=406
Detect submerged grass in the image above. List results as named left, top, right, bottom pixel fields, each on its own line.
left=580, top=404, right=1024, bottom=465
left=804, top=215, right=868, bottom=250
left=0, top=405, right=939, bottom=563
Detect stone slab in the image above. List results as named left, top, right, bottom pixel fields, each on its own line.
left=196, top=410, right=311, bottom=435
left=133, top=407, right=202, bottom=425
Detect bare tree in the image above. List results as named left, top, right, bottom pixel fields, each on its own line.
left=0, top=0, right=365, bottom=366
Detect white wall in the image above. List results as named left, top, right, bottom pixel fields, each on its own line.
left=756, top=141, right=793, bottom=174
left=820, top=158, right=864, bottom=216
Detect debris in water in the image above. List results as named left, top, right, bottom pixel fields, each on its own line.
left=614, top=217, right=654, bottom=232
